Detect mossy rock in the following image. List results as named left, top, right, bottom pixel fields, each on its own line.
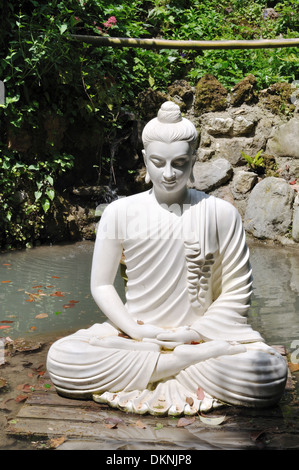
left=168, top=80, right=194, bottom=111
left=258, top=82, right=296, bottom=115
left=194, top=74, right=228, bottom=116
left=230, top=74, right=258, bottom=107
left=262, top=153, right=278, bottom=176
left=136, top=88, right=168, bottom=119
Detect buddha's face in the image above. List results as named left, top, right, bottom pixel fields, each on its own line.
left=145, top=141, right=193, bottom=196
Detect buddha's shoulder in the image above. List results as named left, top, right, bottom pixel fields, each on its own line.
left=191, top=189, right=240, bottom=218
left=103, top=191, right=151, bottom=212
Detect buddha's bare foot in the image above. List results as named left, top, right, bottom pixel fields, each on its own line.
left=173, top=340, right=246, bottom=367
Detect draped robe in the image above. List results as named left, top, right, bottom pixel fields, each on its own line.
left=47, top=190, right=287, bottom=415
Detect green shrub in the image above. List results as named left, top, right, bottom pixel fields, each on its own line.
left=0, top=0, right=298, bottom=249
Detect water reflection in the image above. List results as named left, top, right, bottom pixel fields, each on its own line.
left=0, top=240, right=298, bottom=350
left=248, top=241, right=299, bottom=351
left=0, top=242, right=125, bottom=338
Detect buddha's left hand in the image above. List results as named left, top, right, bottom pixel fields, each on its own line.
left=156, top=326, right=201, bottom=344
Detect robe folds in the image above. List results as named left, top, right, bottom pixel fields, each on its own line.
left=47, top=190, right=287, bottom=415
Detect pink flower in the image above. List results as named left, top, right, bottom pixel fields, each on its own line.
left=103, top=16, right=117, bottom=28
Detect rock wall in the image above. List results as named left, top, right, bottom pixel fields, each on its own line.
left=49, top=74, right=299, bottom=247
left=166, top=75, right=299, bottom=245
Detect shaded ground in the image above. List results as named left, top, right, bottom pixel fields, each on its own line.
left=0, top=335, right=298, bottom=451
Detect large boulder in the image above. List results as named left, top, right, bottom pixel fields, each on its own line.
left=292, top=195, right=299, bottom=242
left=266, top=118, right=299, bottom=159
left=244, top=177, right=295, bottom=240
left=190, top=158, right=233, bottom=192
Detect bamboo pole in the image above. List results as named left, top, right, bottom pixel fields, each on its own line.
left=71, top=35, right=299, bottom=50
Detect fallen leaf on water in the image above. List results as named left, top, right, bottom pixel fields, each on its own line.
left=105, top=423, right=117, bottom=429
left=63, top=304, right=75, bottom=309
left=1, top=320, right=14, bottom=323
left=15, top=395, right=28, bottom=403
left=30, top=326, right=37, bottom=331
left=0, top=325, right=11, bottom=330
left=69, top=300, right=79, bottom=304
left=288, top=362, right=299, bottom=372
left=177, top=417, right=196, bottom=427
left=1, top=280, right=11, bottom=283
left=3, top=264, right=11, bottom=266
left=35, top=313, right=48, bottom=319
left=50, top=291, right=64, bottom=297
left=0, top=377, right=7, bottom=389
left=32, top=285, right=43, bottom=289
left=199, top=415, right=226, bottom=426
left=135, top=420, right=147, bottom=429
left=25, top=293, right=36, bottom=302
left=104, top=417, right=123, bottom=429
left=17, top=383, right=32, bottom=393
left=52, top=276, right=60, bottom=279
left=196, top=386, right=205, bottom=400
left=49, top=436, right=66, bottom=449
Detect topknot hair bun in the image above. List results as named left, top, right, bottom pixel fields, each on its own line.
left=157, top=101, right=182, bottom=123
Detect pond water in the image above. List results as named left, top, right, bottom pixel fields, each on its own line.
left=0, top=241, right=126, bottom=340
left=0, top=240, right=299, bottom=355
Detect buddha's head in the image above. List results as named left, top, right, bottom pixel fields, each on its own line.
left=142, top=102, right=198, bottom=193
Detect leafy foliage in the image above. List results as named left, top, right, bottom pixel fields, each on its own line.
left=0, top=0, right=298, bottom=249
left=241, top=149, right=265, bottom=174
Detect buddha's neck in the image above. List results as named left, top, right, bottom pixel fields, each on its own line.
left=152, top=187, right=190, bottom=208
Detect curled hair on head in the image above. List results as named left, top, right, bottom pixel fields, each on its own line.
left=142, top=101, right=198, bottom=151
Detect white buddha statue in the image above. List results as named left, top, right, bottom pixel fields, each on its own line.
left=47, top=102, right=287, bottom=415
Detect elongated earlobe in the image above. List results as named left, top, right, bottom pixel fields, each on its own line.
left=142, top=149, right=151, bottom=184
left=190, top=168, right=195, bottom=183
left=145, top=171, right=151, bottom=184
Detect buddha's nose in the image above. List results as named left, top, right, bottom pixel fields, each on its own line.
left=163, top=164, right=175, bottom=180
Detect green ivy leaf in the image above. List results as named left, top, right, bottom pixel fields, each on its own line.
left=41, top=198, right=51, bottom=213
left=34, top=190, right=42, bottom=201
left=46, top=175, right=54, bottom=185
left=46, top=188, right=55, bottom=201
left=59, top=24, right=68, bottom=35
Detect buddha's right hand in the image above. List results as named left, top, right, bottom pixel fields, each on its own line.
left=129, top=323, right=171, bottom=341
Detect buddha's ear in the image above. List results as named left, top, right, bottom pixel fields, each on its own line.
left=189, top=154, right=196, bottom=183
left=142, top=149, right=146, bottom=165
left=142, top=149, right=151, bottom=184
